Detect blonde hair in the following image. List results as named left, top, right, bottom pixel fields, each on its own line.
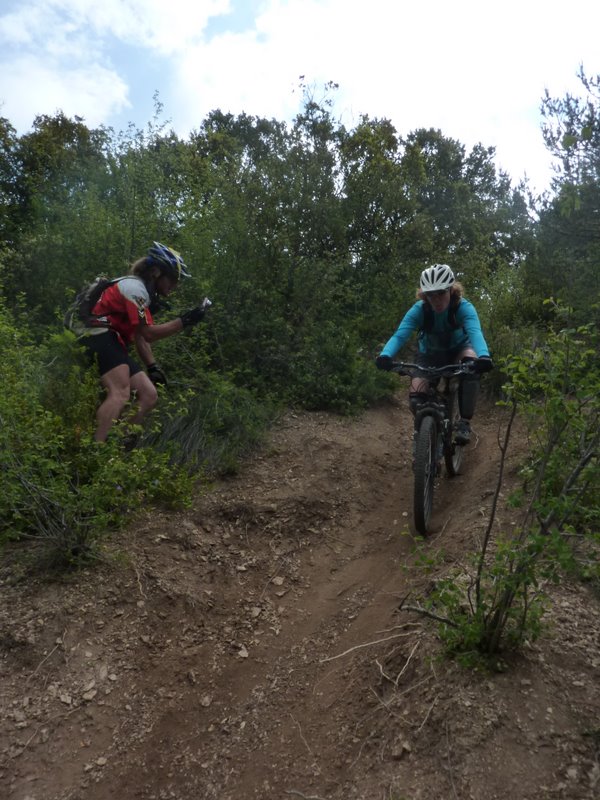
left=416, top=281, right=464, bottom=302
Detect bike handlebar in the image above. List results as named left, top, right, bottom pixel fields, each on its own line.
left=389, top=360, right=478, bottom=379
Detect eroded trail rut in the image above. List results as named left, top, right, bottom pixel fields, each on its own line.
left=2, top=399, right=600, bottom=800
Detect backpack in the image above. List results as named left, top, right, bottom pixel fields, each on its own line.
left=63, top=276, right=121, bottom=337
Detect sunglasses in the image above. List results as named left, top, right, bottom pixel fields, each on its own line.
left=425, top=289, right=449, bottom=298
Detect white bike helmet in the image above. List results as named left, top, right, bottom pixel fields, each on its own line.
left=420, top=264, right=455, bottom=292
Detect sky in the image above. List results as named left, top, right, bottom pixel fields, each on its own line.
left=1, top=0, right=599, bottom=196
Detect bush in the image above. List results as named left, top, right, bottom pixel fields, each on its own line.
left=287, top=321, right=388, bottom=414
left=0, top=308, right=193, bottom=567
left=145, top=369, right=275, bottom=474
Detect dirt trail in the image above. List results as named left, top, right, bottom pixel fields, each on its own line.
left=1, top=399, right=599, bottom=800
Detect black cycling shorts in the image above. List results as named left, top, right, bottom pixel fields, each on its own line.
left=82, top=331, right=143, bottom=377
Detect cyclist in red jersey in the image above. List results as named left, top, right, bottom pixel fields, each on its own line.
left=82, top=242, right=209, bottom=443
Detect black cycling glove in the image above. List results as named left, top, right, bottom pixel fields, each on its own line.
left=147, top=363, right=168, bottom=386
left=180, top=297, right=212, bottom=329
left=180, top=306, right=206, bottom=328
left=474, top=356, right=494, bottom=373
left=375, top=355, right=393, bottom=371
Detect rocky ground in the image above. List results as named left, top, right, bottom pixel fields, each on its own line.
left=1, top=397, right=599, bottom=800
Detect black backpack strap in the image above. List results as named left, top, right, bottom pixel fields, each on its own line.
left=421, top=295, right=462, bottom=333
left=421, top=300, right=433, bottom=332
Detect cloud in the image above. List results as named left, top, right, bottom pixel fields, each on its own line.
left=0, top=0, right=229, bottom=130
left=0, top=0, right=599, bottom=193
left=170, top=0, right=600, bottom=192
left=1, top=55, right=130, bottom=131
left=39, top=0, right=229, bottom=52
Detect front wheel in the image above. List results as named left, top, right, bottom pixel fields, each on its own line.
left=413, top=415, right=437, bottom=535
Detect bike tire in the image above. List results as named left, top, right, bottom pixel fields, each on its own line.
left=413, top=415, right=437, bottom=535
left=444, top=383, right=463, bottom=477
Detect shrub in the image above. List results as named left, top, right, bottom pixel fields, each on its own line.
left=0, top=308, right=193, bottom=567
left=145, top=369, right=275, bottom=474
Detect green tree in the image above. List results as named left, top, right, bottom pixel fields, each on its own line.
left=0, top=116, right=23, bottom=248
left=5, top=112, right=112, bottom=321
left=524, top=68, right=600, bottom=317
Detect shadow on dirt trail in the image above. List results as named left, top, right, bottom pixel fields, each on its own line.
left=1, top=398, right=600, bottom=800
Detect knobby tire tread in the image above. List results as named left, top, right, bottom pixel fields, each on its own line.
left=413, top=415, right=436, bottom=535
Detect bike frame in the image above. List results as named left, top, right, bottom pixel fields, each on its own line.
left=390, top=361, right=477, bottom=534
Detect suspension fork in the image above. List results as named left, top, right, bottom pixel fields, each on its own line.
left=414, top=404, right=445, bottom=465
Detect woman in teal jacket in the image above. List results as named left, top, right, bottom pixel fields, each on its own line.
left=376, top=264, right=493, bottom=444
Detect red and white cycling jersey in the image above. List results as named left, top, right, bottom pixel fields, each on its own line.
left=90, top=277, right=154, bottom=346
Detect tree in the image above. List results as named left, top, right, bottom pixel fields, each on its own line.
left=525, top=67, right=600, bottom=317
left=0, top=117, right=23, bottom=248
left=5, top=113, right=112, bottom=321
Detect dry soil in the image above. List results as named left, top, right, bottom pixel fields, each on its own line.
left=1, top=397, right=599, bottom=800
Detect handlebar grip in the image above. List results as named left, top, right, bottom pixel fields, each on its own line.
left=474, top=356, right=493, bottom=373
left=375, top=355, right=393, bottom=371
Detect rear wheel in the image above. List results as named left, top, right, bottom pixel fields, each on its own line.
left=444, top=383, right=463, bottom=476
left=413, top=415, right=437, bottom=535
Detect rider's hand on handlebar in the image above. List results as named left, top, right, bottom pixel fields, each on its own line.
left=375, top=354, right=393, bottom=372
left=474, top=356, right=494, bottom=373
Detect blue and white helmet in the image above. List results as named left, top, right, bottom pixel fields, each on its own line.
left=420, top=264, right=455, bottom=292
left=148, top=242, right=191, bottom=282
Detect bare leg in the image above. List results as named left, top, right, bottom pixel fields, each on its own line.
left=128, top=371, right=158, bottom=426
left=95, top=364, right=133, bottom=442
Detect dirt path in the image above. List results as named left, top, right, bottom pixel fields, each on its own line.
left=1, top=399, right=599, bottom=799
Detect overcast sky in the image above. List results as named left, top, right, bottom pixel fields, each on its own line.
left=1, top=0, right=599, bottom=195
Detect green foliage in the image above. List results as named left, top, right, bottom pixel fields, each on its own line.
left=145, top=370, right=275, bottom=475
left=1, top=100, right=535, bottom=404
left=0, top=304, right=193, bottom=567
left=523, top=67, right=600, bottom=320
left=288, top=321, right=387, bottom=413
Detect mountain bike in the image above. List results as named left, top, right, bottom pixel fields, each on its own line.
left=390, top=360, right=479, bottom=535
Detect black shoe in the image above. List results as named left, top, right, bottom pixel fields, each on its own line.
left=455, top=419, right=471, bottom=446
left=122, top=432, right=140, bottom=452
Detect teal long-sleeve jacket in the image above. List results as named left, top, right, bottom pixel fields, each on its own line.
left=380, top=298, right=490, bottom=358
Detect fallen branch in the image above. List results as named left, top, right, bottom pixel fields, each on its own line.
left=400, top=604, right=457, bottom=628
left=27, top=630, right=65, bottom=683
left=394, top=640, right=421, bottom=687
left=289, top=713, right=314, bottom=760
left=320, top=631, right=415, bottom=664
left=445, top=719, right=460, bottom=800
left=416, top=695, right=438, bottom=733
